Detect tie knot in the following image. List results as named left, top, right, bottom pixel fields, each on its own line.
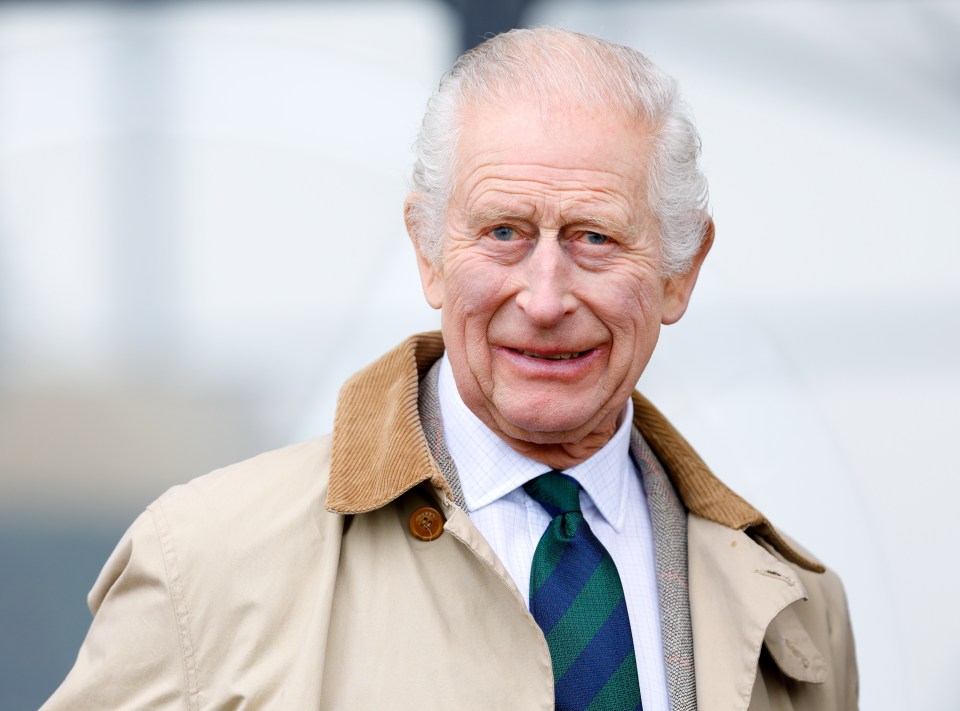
left=523, top=471, right=582, bottom=517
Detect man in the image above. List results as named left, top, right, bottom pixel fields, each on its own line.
left=44, top=28, right=857, bottom=711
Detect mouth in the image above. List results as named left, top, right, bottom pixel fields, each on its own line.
left=495, top=345, right=604, bottom=379
left=509, top=348, right=589, bottom=361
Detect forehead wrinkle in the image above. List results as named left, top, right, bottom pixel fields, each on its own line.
left=466, top=167, right=630, bottom=201
left=463, top=179, right=558, bottom=227
left=457, top=154, right=646, bottom=234
left=466, top=160, right=636, bottom=186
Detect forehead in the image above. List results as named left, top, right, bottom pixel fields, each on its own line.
left=453, top=97, right=653, bottom=214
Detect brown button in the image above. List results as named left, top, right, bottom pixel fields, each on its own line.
left=409, top=506, right=445, bottom=541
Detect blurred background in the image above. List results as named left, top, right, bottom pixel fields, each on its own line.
left=1, top=0, right=957, bottom=708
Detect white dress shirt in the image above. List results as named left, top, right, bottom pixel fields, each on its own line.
left=437, top=355, right=671, bottom=710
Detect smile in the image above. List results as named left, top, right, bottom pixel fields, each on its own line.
left=513, top=349, right=587, bottom=360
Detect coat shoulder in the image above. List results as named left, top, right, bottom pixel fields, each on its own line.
left=46, top=436, right=345, bottom=710
left=139, top=435, right=343, bottom=621
left=152, top=434, right=334, bottom=530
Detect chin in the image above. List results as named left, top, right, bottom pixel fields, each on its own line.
left=493, top=402, right=600, bottom=444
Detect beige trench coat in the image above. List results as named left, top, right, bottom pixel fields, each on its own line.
left=43, top=333, right=857, bottom=710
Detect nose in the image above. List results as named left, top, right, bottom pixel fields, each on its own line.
left=515, top=237, right=577, bottom=327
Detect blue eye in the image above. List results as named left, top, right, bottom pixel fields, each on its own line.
left=585, top=232, right=608, bottom=245
left=491, top=226, right=516, bottom=241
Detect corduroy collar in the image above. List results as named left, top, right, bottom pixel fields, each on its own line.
left=325, top=331, right=823, bottom=573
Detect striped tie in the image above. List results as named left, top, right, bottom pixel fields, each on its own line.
left=524, top=471, right=643, bottom=711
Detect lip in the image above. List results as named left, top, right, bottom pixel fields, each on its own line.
left=492, top=345, right=605, bottom=380
left=515, top=348, right=586, bottom=360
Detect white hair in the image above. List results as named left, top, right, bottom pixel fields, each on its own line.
left=409, top=27, right=710, bottom=275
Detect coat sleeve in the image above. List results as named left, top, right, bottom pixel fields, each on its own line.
left=824, top=566, right=859, bottom=709
left=40, top=508, right=197, bottom=711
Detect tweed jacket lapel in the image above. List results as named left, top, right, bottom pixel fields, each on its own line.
left=418, top=360, right=466, bottom=509
left=630, top=428, right=697, bottom=711
left=417, top=359, right=696, bottom=711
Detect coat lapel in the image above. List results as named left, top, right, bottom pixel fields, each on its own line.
left=687, top=515, right=825, bottom=711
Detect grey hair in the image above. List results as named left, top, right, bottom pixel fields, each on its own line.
left=408, top=27, right=710, bottom=275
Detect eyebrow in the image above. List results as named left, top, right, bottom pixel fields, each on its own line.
left=464, top=204, right=536, bottom=227
left=571, top=214, right=634, bottom=236
left=465, top=205, right=635, bottom=236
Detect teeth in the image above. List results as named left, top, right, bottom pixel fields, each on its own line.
left=520, top=350, right=582, bottom=360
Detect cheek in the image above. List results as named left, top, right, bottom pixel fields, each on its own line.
left=445, top=259, right=514, bottom=322
left=592, top=274, right=664, bottom=369
left=596, top=274, right=660, bottom=331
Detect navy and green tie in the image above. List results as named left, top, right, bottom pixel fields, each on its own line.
left=524, top=471, right=643, bottom=711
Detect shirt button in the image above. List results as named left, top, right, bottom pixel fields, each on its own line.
left=409, top=506, right=445, bottom=541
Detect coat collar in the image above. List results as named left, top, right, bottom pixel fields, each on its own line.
left=325, top=331, right=823, bottom=573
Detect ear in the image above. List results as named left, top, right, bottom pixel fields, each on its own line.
left=661, top=215, right=714, bottom=325
left=404, top=193, right=444, bottom=309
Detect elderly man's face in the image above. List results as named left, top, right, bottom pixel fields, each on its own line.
left=410, top=98, right=708, bottom=452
